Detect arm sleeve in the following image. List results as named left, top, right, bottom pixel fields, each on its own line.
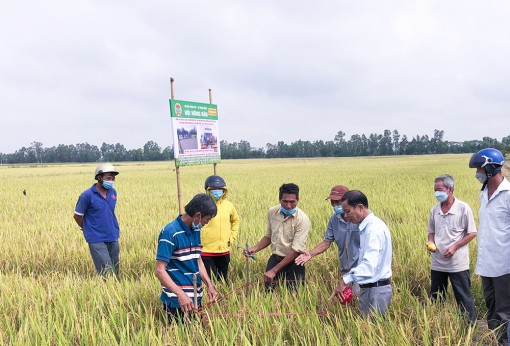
left=464, top=205, right=477, bottom=234
left=74, top=193, right=89, bottom=216
left=156, top=230, right=175, bottom=263
left=229, top=204, right=240, bottom=243
left=291, top=213, right=311, bottom=253
left=324, top=216, right=335, bottom=243
left=264, top=209, right=272, bottom=238
left=427, top=207, right=436, bottom=234
left=348, top=229, right=384, bottom=283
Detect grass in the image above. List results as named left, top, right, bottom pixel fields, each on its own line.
left=0, top=154, right=505, bottom=345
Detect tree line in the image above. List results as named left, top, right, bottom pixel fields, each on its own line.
left=1, top=129, right=509, bottom=164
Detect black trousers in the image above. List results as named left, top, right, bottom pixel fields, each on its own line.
left=265, top=254, right=305, bottom=290
left=430, top=269, right=476, bottom=322
left=481, top=274, right=510, bottom=345
left=202, top=254, right=230, bottom=281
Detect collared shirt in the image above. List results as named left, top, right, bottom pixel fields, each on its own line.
left=343, top=212, right=392, bottom=285
left=264, top=205, right=311, bottom=257
left=324, top=214, right=360, bottom=273
left=156, top=216, right=203, bottom=308
left=476, top=177, right=510, bottom=277
left=74, top=184, right=119, bottom=243
left=428, top=198, right=477, bottom=272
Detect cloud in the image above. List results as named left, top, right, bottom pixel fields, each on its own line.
left=1, top=0, right=509, bottom=153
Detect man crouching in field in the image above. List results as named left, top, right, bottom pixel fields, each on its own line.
left=155, top=194, right=219, bottom=322
left=244, top=183, right=311, bottom=290
left=333, top=190, right=393, bottom=318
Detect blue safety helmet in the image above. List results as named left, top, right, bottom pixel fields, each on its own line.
left=469, top=148, right=505, bottom=178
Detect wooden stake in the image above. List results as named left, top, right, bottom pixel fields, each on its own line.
left=171, top=77, right=183, bottom=214
left=245, top=240, right=250, bottom=297
left=193, top=273, right=198, bottom=309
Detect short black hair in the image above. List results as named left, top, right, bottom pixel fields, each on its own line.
left=184, top=194, right=217, bottom=218
left=279, top=183, right=299, bottom=200
left=340, top=190, right=368, bottom=208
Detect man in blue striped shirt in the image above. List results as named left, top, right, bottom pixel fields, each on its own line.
left=155, top=194, right=219, bottom=322
left=333, top=190, right=393, bottom=318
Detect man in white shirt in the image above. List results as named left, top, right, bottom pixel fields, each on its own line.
left=426, top=174, right=477, bottom=323
left=333, top=190, right=392, bottom=317
left=469, top=148, right=510, bottom=345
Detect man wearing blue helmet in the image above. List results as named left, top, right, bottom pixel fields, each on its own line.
left=469, top=148, right=510, bottom=345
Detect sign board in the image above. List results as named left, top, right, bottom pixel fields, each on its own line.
left=169, top=99, right=221, bottom=167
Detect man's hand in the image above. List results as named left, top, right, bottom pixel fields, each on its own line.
left=264, top=268, right=277, bottom=283
left=176, top=291, right=194, bottom=312
left=243, top=247, right=256, bottom=258
left=332, top=279, right=349, bottom=303
left=425, top=241, right=437, bottom=253
left=207, top=285, right=219, bottom=304
left=443, top=244, right=457, bottom=258
left=295, top=250, right=312, bottom=266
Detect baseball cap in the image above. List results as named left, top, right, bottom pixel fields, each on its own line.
left=326, top=185, right=349, bottom=201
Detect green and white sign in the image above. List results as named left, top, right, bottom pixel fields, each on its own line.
left=169, top=99, right=221, bottom=167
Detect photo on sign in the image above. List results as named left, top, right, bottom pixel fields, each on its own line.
left=199, top=125, right=218, bottom=152
left=176, top=125, right=198, bottom=154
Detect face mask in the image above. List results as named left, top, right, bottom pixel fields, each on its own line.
left=280, top=207, right=297, bottom=216
left=102, top=180, right=114, bottom=190
left=333, top=205, right=344, bottom=215
left=434, top=191, right=448, bottom=203
left=476, top=172, right=487, bottom=184
left=192, top=216, right=203, bottom=230
left=210, top=189, right=224, bottom=200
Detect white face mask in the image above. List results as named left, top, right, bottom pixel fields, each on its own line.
left=476, top=172, right=487, bottom=184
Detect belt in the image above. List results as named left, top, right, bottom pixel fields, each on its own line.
left=271, top=254, right=285, bottom=260
left=359, top=278, right=391, bottom=289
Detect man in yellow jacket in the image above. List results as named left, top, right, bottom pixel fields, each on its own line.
left=201, top=175, right=240, bottom=281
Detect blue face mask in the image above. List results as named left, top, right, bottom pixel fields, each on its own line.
left=102, top=180, right=114, bottom=190
left=434, top=191, right=448, bottom=203
left=280, top=207, right=297, bottom=216
left=192, top=216, right=202, bottom=230
left=210, top=189, right=224, bottom=200
left=333, top=205, right=344, bottom=215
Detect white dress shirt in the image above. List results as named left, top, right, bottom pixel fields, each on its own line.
left=475, top=177, right=510, bottom=277
left=343, top=212, right=392, bottom=285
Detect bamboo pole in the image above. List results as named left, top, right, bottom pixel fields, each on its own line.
left=171, top=77, right=183, bottom=214
left=209, top=88, right=218, bottom=176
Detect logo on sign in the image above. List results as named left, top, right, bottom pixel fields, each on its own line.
left=175, top=103, right=182, bottom=117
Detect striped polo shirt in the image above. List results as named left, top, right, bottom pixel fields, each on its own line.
left=156, top=216, right=203, bottom=308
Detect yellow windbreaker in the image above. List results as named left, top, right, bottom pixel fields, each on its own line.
left=201, top=187, right=240, bottom=253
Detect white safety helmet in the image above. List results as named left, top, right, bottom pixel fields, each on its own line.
left=94, top=163, right=119, bottom=178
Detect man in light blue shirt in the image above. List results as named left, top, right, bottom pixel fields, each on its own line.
left=295, top=185, right=360, bottom=276
left=470, top=148, right=510, bottom=345
left=333, top=190, right=392, bottom=317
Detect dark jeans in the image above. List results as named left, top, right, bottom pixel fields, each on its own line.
left=88, top=241, right=119, bottom=277
left=265, top=254, right=305, bottom=291
left=481, top=274, right=510, bottom=345
left=202, top=254, right=230, bottom=281
left=430, top=269, right=476, bottom=322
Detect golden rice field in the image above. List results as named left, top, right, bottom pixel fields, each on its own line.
left=0, top=155, right=507, bottom=345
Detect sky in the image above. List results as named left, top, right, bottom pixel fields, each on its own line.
left=1, top=1, right=510, bottom=153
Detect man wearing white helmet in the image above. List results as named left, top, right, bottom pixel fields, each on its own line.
left=469, top=148, right=510, bottom=345
left=73, top=163, right=121, bottom=277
